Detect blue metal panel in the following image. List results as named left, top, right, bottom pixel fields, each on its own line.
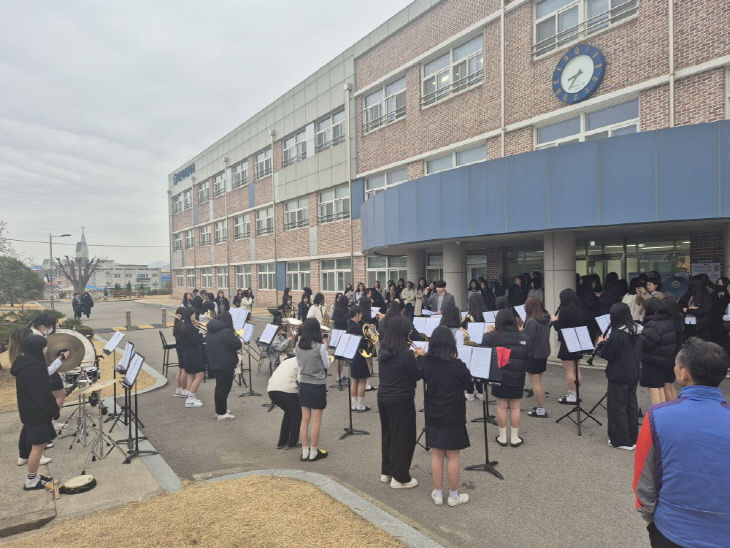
left=506, top=149, right=549, bottom=232
left=548, top=141, right=599, bottom=229
left=397, top=182, right=420, bottom=245
left=657, top=123, right=719, bottom=221
left=721, top=123, right=730, bottom=217
left=248, top=182, right=255, bottom=209
left=468, top=161, right=506, bottom=236
left=440, top=168, right=471, bottom=238
left=276, top=261, right=286, bottom=292
left=193, top=205, right=199, bottom=225
left=599, top=132, right=656, bottom=225
left=416, top=174, right=443, bottom=242
left=372, top=190, right=387, bottom=249
left=384, top=185, right=400, bottom=246
left=351, top=179, right=365, bottom=220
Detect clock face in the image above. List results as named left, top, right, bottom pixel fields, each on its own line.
left=552, top=45, right=606, bottom=104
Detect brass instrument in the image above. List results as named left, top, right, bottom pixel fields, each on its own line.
left=360, top=323, right=379, bottom=358
left=282, top=317, right=302, bottom=340
left=173, top=313, right=182, bottom=321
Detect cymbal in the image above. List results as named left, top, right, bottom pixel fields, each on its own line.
left=46, top=334, right=85, bottom=372
left=75, top=378, right=116, bottom=395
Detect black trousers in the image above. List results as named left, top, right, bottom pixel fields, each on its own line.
left=213, top=369, right=234, bottom=415
left=648, top=522, right=683, bottom=548
left=73, top=310, right=82, bottom=320
left=268, top=391, right=301, bottom=447
left=378, top=398, right=417, bottom=483
left=18, top=425, right=31, bottom=459
left=607, top=380, right=639, bottom=447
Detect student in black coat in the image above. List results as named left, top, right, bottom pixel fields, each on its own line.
left=479, top=278, right=496, bottom=311
left=679, top=276, right=715, bottom=341
left=176, top=307, right=206, bottom=407
left=377, top=316, right=425, bottom=489
left=523, top=297, right=552, bottom=418
left=81, top=292, right=94, bottom=318
left=507, top=276, right=526, bottom=307
left=347, top=307, right=371, bottom=412
left=482, top=310, right=529, bottom=447
left=205, top=311, right=242, bottom=419
left=551, top=288, right=586, bottom=405
left=422, top=326, right=472, bottom=507
left=641, top=298, right=680, bottom=405
left=191, top=289, right=203, bottom=318
left=11, top=335, right=59, bottom=490
left=597, top=303, right=642, bottom=450
left=215, top=291, right=230, bottom=316
left=172, top=307, right=189, bottom=398
left=202, top=293, right=217, bottom=317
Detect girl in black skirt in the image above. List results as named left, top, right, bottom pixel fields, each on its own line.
left=347, top=307, right=371, bottom=412
left=422, top=326, right=472, bottom=507
left=176, top=307, right=206, bottom=408
left=551, top=288, right=586, bottom=405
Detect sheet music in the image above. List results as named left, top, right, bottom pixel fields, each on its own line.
left=421, top=309, right=436, bottom=316
left=460, top=311, right=468, bottom=321
left=371, top=307, right=380, bottom=316
left=371, top=309, right=379, bottom=319
left=259, top=324, right=279, bottom=345
left=561, top=327, right=593, bottom=353
left=684, top=315, right=697, bottom=325
left=575, top=326, right=594, bottom=350
left=334, top=333, right=351, bottom=357
left=482, top=311, right=497, bottom=323
left=424, top=317, right=441, bottom=337
left=241, top=323, right=255, bottom=344
left=118, top=342, right=134, bottom=371
left=469, top=347, right=493, bottom=380
left=230, top=308, right=250, bottom=331
left=411, top=341, right=428, bottom=352
left=124, top=352, right=143, bottom=387
left=457, top=345, right=472, bottom=364
left=467, top=322, right=486, bottom=344
left=329, top=328, right=345, bottom=348
left=514, top=305, right=526, bottom=322
left=343, top=335, right=362, bottom=360
left=595, top=314, right=611, bottom=335
left=454, top=329, right=465, bottom=347
left=413, top=317, right=427, bottom=334
left=104, top=331, right=124, bottom=354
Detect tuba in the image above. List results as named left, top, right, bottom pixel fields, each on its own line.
left=282, top=317, right=302, bottom=340
left=360, top=323, right=379, bottom=358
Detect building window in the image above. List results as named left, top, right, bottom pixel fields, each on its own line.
left=235, top=265, right=251, bottom=289
left=534, top=0, right=638, bottom=57
left=426, top=254, right=443, bottom=283
left=283, top=130, right=307, bottom=166
left=321, top=258, right=351, bottom=292
left=286, top=261, right=311, bottom=290
left=363, top=77, right=406, bottom=133
left=315, top=109, right=345, bottom=152
left=233, top=213, right=251, bottom=239
left=172, top=194, right=183, bottom=214
left=173, top=233, right=182, bottom=251
left=256, top=206, right=274, bottom=235
left=214, top=220, right=228, bottom=243
left=200, top=267, right=213, bottom=287
left=199, top=225, right=211, bottom=246
left=255, top=148, right=272, bottom=179
left=318, top=183, right=350, bottom=223
left=284, top=197, right=309, bottom=230
left=213, top=172, right=225, bottom=197
left=114, top=273, right=121, bottom=279
left=365, top=167, right=408, bottom=199
left=535, top=98, right=639, bottom=148
left=366, top=256, right=407, bottom=288
left=258, top=263, right=276, bottom=290
left=426, top=155, right=454, bottom=174
left=198, top=181, right=210, bottom=203
left=186, top=270, right=196, bottom=287
left=425, top=144, right=487, bottom=175
left=185, top=230, right=194, bottom=249
left=466, top=254, right=487, bottom=282
left=183, top=189, right=193, bottom=210
left=216, top=267, right=228, bottom=288
left=232, top=161, right=249, bottom=189
left=422, top=35, right=484, bottom=107
left=174, top=270, right=184, bottom=287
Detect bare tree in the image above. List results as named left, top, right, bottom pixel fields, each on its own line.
left=0, top=220, right=17, bottom=258
left=56, top=255, right=103, bottom=293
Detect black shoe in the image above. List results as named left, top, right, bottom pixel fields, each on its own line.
left=309, top=448, right=328, bottom=461
left=527, top=407, right=549, bottom=418
left=300, top=454, right=309, bottom=462
left=355, top=405, right=371, bottom=413
left=495, top=436, right=508, bottom=447
left=23, top=476, right=52, bottom=491
left=524, top=389, right=534, bottom=398
left=511, top=436, right=524, bottom=448
left=277, top=443, right=287, bottom=449
left=558, top=396, right=579, bottom=405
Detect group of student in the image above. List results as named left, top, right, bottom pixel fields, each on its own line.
left=181, top=288, right=255, bottom=318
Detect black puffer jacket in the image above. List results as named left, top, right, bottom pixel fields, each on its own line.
left=482, top=328, right=529, bottom=388
left=377, top=347, right=423, bottom=402
left=422, top=357, right=472, bottom=428
left=205, top=319, right=242, bottom=371
left=599, top=326, right=642, bottom=384
left=11, top=354, right=59, bottom=425
left=641, top=314, right=679, bottom=370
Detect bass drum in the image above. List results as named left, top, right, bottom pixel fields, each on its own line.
left=59, top=474, right=96, bottom=494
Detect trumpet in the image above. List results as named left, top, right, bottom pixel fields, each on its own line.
left=360, top=323, right=379, bottom=359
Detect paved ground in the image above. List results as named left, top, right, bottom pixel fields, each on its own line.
left=47, top=299, right=730, bottom=547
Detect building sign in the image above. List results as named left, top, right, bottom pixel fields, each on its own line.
left=173, top=163, right=195, bottom=184
left=691, top=262, right=722, bottom=283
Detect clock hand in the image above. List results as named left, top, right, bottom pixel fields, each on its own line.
left=567, top=68, right=583, bottom=90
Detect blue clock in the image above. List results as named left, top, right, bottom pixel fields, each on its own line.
left=552, top=44, right=605, bottom=104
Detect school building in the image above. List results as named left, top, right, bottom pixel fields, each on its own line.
left=168, top=0, right=730, bottom=313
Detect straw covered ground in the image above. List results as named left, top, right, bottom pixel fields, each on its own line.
left=4, top=476, right=404, bottom=547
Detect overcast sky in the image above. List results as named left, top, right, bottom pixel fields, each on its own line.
left=0, top=0, right=412, bottom=267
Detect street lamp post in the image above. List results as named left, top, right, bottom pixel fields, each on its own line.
left=49, top=233, right=71, bottom=310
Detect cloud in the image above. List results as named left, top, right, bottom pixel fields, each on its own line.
left=0, top=0, right=412, bottom=265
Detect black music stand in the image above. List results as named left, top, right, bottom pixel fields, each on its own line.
left=121, top=353, right=158, bottom=464
left=465, top=389, right=503, bottom=480
left=416, top=381, right=429, bottom=451
left=105, top=340, right=133, bottom=424
left=555, top=359, right=601, bottom=435
left=238, top=341, right=261, bottom=398
left=334, top=335, right=368, bottom=440
left=340, top=377, right=369, bottom=440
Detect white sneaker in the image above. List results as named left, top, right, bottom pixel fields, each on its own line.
left=447, top=492, right=469, bottom=507
left=431, top=490, right=443, bottom=506
left=380, top=474, right=392, bottom=483
left=173, top=389, right=187, bottom=398
left=474, top=392, right=483, bottom=400
left=214, top=410, right=232, bottom=418
left=185, top=398, right=203, bottom=408
left=216, top=413, right=236, bottom=420
left=17, top=456, right=52, bottom=466
left=52, top=421, right=66, bottom=430
left=390, top=478, right=418, bottom=489
left=608, top=440, right=636, bottom=451
left=46, top=442, right=54, bottom=449
left=465, top=393, right=475, bottom=401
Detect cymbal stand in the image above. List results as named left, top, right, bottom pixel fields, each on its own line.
left=81, top=391, right=126, bottom=474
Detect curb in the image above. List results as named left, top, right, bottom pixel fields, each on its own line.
left=204, top=469, right=443, bottom=548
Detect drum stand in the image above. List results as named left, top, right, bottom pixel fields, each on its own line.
left=64, top=392, right=93, bottom=448
left=123, top=382, right=157, bottom=464
left=555, top=360, right=601, bottom=436
left=238, top=345, right=261, bottom=398
left=339, top=378, right=369, bottom=440
left=465, top=394, right=503, bottom=480
left=81, top=392, right=126, bottom=474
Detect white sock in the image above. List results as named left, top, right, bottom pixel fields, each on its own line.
left=351, top=396, right=358, bottom=410
left=309, top=447, right=318, bottom=459
left=433, top=488, right=442, bottom=498
left=25, top=473, right=39, bottom=488
left=568, top=390, right=577, bottom=401
left=175, top=387, right=182, bottom=394
left=302, top=446, right=309, bottom=459
left=449, top=490, right=459, bottom=500
left=511, top=427, right=521, bottom=443
left=498, top=427, right=507, bottom=443
left=536, top=407, right=546, bottom=415
left=358, top=399, right=366, bottom=409
left=186, top=392, right=195, bottom=399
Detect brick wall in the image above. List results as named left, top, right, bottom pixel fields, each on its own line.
left=674, top=68, right=726, bottom=127
left=486, top=248, right=504, bottom=280
left=674, top=0, right=730, bottom=70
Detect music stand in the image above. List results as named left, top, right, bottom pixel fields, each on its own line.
left=122, top=353, right=158, bottom=464
left=334, top=334, right=369, bottom=440
left=238, top=325, right=262, bottom=398
left=416, top=381, right=429, bottom=451
left=465, top=392, right=503, bottom=480
left=106, top=340, right=133, bottom=424
left=327, top=329, right=348, bottom=391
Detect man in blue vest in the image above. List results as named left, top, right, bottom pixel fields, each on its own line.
left=633, top=337, right=730, bottom=547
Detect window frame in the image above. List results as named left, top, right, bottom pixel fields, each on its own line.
left=284, top=197, right=310, bottom=230
left=256, top=206, right=274, bottom=236
left=200, top=267, right=213, bottom=288
left=421, top=35, right=484, bottom=108
left=213, top=172, right=225, bottom=197
left=235, top=264, right=251, bottom=289
left=216, top=266, right=229, bottom=288
left=363, top=77, right=407, bottom=133
left=282, top=129, right=307, bottom=167
left=199, top=224, right=211, bottom=246
left=365, top=167, right=409, bottom=200
left=258, top=263, right=276, bottom=290
left=186, top=269, right=196, bottom=287
left=174, top=270, right=184, bottom=288
left=173, top=233, right=182, bottom=251
left=183, top=189, right=193, bottom=210
left=172, top=194, right=183, bottom=214
left=425, top=144, right=486, bottom=175
left=233, top=213, right=251, bottom=240
left=318, top=183, right=351, bottom=224
left=232, top=161, right=249, bottom=189
left=185, top=230, right=194, bottom=249
left=214, top=220, right=228, bottom=243
left=197, top=181, right=210, bottom=204
left=315, top=109, right=345, bottom=152
left=255, top=148, right=272, bottom=179
left=320, top=258, right=352, bottom=292
left=286, top=261, right=311, bottom=291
